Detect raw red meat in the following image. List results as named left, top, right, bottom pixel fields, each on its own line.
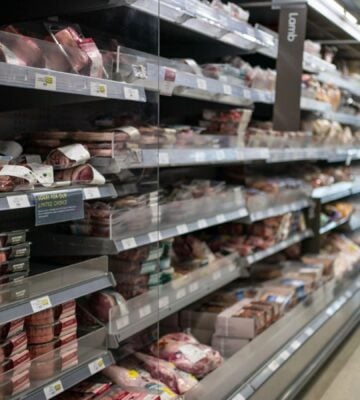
left=150, top=333, right=223, bottom=378
left=54, top=164, right=105, bottom=185
left=134, top=352, right=198, bottom=394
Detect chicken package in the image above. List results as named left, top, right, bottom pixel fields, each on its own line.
left=54, top=164, right=105, bottom=185
left=46, top=144, right=90, bottom=169
left=134, top=352, right=198, bottom=394
left=150, top=333, right=223, bottom=378
left=102, top=365, right=177, bottom=399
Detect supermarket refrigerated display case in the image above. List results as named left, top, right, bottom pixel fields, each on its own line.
left=0, top=1, right=359, bottom=400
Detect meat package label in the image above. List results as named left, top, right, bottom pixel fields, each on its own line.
left=34, top=189, right=84, bottom=226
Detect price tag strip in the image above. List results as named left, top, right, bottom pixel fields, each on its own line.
left=44, top=380, right=64, bottom=399
left=88, top=357, right=106, bottom=375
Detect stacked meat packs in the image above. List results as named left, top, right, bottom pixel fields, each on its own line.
left=0, top=300, right=77, bottom=396
left=0, top=230, right=30, bottom=297
left=0, top=138, right=106, bottom=192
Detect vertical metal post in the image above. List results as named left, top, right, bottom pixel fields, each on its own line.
left=273, top=0, right=308, bottom=131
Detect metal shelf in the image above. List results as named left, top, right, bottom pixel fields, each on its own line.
left=324, top=111, right=360, bottom=128
left=129, top=0, right=273, bottom=52
left=319, top=217, right=350, bottom=235
left=185, top=276, right=360, bottom=400
left=91, top=147, right=360, bottom=173
left=0, top=62, right=146, bottom=102
left=317, top=71, right=360, bottom=98
left=247, top=199, right=310, bottom=223
left=312, top=182, right=354, bottom=204
left=12, top=328, right=114, bottom=400
left=241, top=230, right=313, bottom=267
left=108, top=253, right=248, bottom=347
left=31, top=207, right=249, bottom=256
left=91, top=147, right=269, bottom=173
left=300, top=97, right=332, bottom=113
left=0, top=257, right=114, bottom=324
left=0, top=183, right=116, bottom=212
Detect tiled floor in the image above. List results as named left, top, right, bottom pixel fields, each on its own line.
left=296, top=325, right=360, bottom=400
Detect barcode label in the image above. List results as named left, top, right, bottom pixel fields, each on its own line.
left=305, top=327, right=314, bottom=337
left=197, top=79, right=207, bottom=90
left=189, top=282, right=199, bottom=293
left=35, top=74, right=56, bottom=91
left=268, top=360, right=279, bottom=372
left=124, top=87, right=140, bottom=101
left=159, top=296, right=169, bottom=308
left=7, top=195, right=30, bottom=209
left=31, top=296, right=52, bottom=313
left=197, top=219, right=208, bottom=229
left=148, top=231, right=160, bottom=242
left=83, top=187, right=101, bottom=199
left=212, top=271, right=221, bottom=281
left=122, top=238, right=136, bottom=250
left=216, top=214, right=226, bottom=223
left=88, top=357, right=106, bottom=375
left=195, top=151, right=206, bottom=162
left=116, top=315, right=129, bottom=330
left=291, top=340, right=301, bottom=350
left=90, top=82, right=108, bottom=97
left=223, top=84, right=232, bottom=95
left=216, top=150, right=226, bottom=161
left=44, top=380, right=64, bottom=399
left=280, top=350, right=290, bottom=360
left=159, top=152, right=169, bottom=165
left=139, top=305, right=152, bottom=318
left=176, top=288, right=187, bottom=299
left=177, top=224, right=188, bottom=235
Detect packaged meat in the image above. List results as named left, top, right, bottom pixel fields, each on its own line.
left=28, top=330, right=77, bottom=359
left=0, top=27, right=45, bottom=68
left=46, top=24, right=104, bottom=77
left=0, top=367, right=30, bottom=396
left=150, top=333, right=223, bottom=378
left=26, top=300, right=77, bottom=326
left=0, top=242, right=31, bottom=262
left=54, top=164, right=105, bottom=185
left=0, top=319, right=24, bottom=341
left=0, top=165, right=37, bottom=192
left=0, top=231, right=27, bottom=247
left=88, top=290, right=127, bottom=323
left=134, top=352, right=198, bottom=394
left=30, top=344, right=78, bottom=380
left=0, top=349, right=30, bottom=375
left=66, top=380, right=111, bottom=398
left=26, top=315, right=77, bottom=344
left=46, top=144, right=91, bottom=170
left=0, top=332, right=27, bottom=363
left=215, top=299, right=266, bottom=339
left=102, top=365, right=177, bottom=399
left=0, top=270, right=28, bottom=285
left=97, top=386, right=161, bottom=400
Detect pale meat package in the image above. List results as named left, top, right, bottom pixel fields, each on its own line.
left=150, top=333, right=223, bottom=378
